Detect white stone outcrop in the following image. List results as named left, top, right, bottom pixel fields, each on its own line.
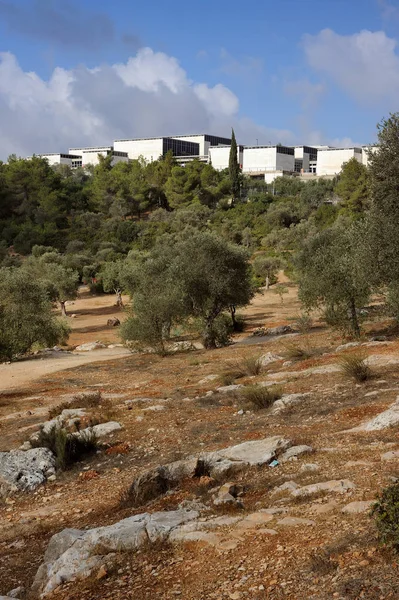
left=0, top=448, right=56, bottom=496
left=349, top=395, right=399, bottom=431
left=291, top=479, right=355, bottom=498
left=33, top=510, right=198, bottom=596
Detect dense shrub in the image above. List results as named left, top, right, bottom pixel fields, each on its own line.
left=240, top=384, right=282, bottom=410
left=372, top=483, right=399, bottom=550
left=33, top=425, right=98, bottom=470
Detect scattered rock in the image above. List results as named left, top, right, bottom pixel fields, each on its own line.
left=349, top=395, right=399, bottom=431
left=267, top=325, right=295, bottom=336
left=292, top=479, right=356, bottom=498
left=107, top=318, right=120, bottom=327
left=198, top=374, right=219, bottom=385
left=300, top=463, right=320, bottom=473
left=6, top=587, right=25, bottom=599
left=259, top=352, right=282, bottom=367
left=381, top=450, right=399, bottom=461
left=127, top=437, right=291, bottom=505
left=0, top=448, right=56, bottom=497
left=277, top=517, right=315, bottom=527
left=271, top=393, right=311, bottom=415
left=335, top=342, right=361, bottom=352
left=75, top=341, right=106, bottom=352
left=142, top=405, right=166, bottom=413
left=214, top=482, right=244, bottom=506
left=342, top=501, right=373, bottom=514
left=271, top=481, right=299, bottom=496
left=216, top=384, right=243, bottom=393
left=90, top=422, right=122, bottom=439
left=280, top=445, right=313, bottom=462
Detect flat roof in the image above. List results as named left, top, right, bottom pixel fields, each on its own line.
left=37, top=153, right=82, bottom=159
left=318, top=147, right=362, bottom=152
left=70, top=146, right=112, bottom=151
left=114, top=134, right=229, bottom=142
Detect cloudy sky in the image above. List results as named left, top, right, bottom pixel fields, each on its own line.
left=0, top=0, right=398, bottom=159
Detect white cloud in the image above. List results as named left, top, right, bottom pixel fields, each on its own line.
left=283, top=78, right=325, bottom=110
left=302, top=28, right=399, bottom=106
left=0, top=48, right=296, bottom=159
left=219, top=48, right=263, bottom=78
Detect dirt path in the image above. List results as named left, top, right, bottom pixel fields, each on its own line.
left=0, top=347, right=131, bottom=393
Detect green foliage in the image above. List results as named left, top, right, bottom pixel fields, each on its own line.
left=296, top=221, right=370, bottom=337
left=240, top=385, right=282, bottom=410
left=335, top=157, right=369, bottom=216
left=338, top=352, right=372, bottom=382
left=0, top=268, right=70, bottom=361
left=33, top=425, right=98, bottom=470
left=372, top=482, right=399, bottom=550
left=294, top=312, right=313, bottom=333
left=229, top=128, right=241, bottom=204
left=252, top=254, right=281, bottom=288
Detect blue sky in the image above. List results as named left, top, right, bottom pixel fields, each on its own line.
left=0, top=0, right=398, bottom=157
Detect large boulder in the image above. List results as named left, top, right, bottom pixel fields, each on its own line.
left=32, top=510, right=198, bottom=596
left=0, top=448, right=56, bottom=497
left=350, top=396, right=399, bottom=431
left=126, top=437, right=291, bottom=505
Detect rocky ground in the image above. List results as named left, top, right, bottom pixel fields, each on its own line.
left=1, top=284, right=399, bottom=599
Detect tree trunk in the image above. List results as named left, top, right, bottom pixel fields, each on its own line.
left=229, top=305, right=237, bottom=330
left=203, top=317, right=217, bottom=349
left=349, top=298, right=360, bottom=338
left=115, top=290, right=124, bottom=308
left=60, top=301, right=67, bottom=318
left=265, top=275, right=270, bottom=290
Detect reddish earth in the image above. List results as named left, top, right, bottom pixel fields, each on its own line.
left=1, top=281, right=399, bottom=599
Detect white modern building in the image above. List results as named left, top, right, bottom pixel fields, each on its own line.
left=69, top=146, right=128, bottom=167
left=242, top=145, right=295, bottom=183
left=113, top=134, right=231, bottom=162
left=294, top=146, right=318, bottom=174
left=316, top=147, right=363, bottom=176
left=29, top=153, right=82, bottom=167
left=208, top=145, right=244, bottom=170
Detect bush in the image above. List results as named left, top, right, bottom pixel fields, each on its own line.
left=236, top=354, right=263, bottom=376
left=240, top=384, right=282, bottom=410
left=338, top=352, right=372, bottom=382
left=294, top=312, right=313, bottom=334
left=204, top=313, right=233, bottom=348
left=33, top=425, right=98, bottom=470
left=48, top=391, right=102, bottom=419
left=284, top=342, right=311, bottom=362
left=219, top=369, right=243, bottom=386
left=371, top=482, right=399, bottom=550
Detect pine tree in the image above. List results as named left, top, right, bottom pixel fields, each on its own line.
left=229, top=128, right=241, bottom=204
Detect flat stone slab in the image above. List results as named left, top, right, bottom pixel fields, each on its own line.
left=280, top=445, right=313, bottom=462
left=381, top=450, right=399, bottom=461
left=277, top=517, right=315, bottom=527
left=342, top=501, right=373, bottom=514
left=292, top=479, right=355, bottom=498
left=33, top=509, right=198, bottom=596
left=349, top=396, right=399, bottom=431
left=271, top=394, right=311, bottom=415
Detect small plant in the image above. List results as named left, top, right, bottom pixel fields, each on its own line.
left=33, top=425, right=98, bottom=470
left=48, top=391, right=103, bottom=419
left=236, top=354, right=263, bottom=376
left=283, top=342, right=311, bottom=362
left=240, top=384, right=282, bottom=410
left=219, top=370, right=241, bottom=386
left=338, top=352, right=372, bottom=382
left=371, top=482, right=399, bottom=550
left=294, top=312, right=313, bottom=334
left=273, top=284, right=289, bottom=304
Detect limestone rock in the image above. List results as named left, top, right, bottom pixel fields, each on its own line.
left=292, top=479, right=355, bottom=498
left=198, top=374, right=218, bottom=385
left=91, top=422, right=122, bottom=438
left=381, top=450, right=399, bottom=461
left=259, top=352, right=282, bottom=367
left=75, top=341, right=106, bottom=352
left=271, top=393, right=311, bottom=415
left=33, top=510, right=198, bottom=596
left=216, top=384, right=243, bottom=394
left=350, top=396, right=399, bottom=431
left=300, top=463, right=320, bottom=473
left=0, top=448, right=56, bottom=497
left=277, top=517, right=315, bottom=526
left=342, top=501, right=373, bottom=514
left=271, top=480, right=299, bottom=496
left=335, top=342, right=361, bottom=352
left=279, top=445, right=313, bottom=462
left=107, top=318, right=120, bottom=327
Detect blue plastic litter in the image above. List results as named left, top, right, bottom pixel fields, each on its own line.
left=269, top=459, right=279, bottom=468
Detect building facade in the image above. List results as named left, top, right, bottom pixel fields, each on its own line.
left=208, top=145, right=244, bottom=170
left=316, top=147, right=362, bottom=176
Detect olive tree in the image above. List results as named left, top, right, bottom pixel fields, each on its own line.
left=0, top=268, right=70, bottom=361
left=23, top=253, right=79, bottom=317
left=253, top=255, right=282, bottom=290
left=100, top=260, right=127, bottom=307
left=295, top=221, right=370, bottom=337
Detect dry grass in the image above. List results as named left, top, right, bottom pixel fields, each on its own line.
left=239, top=384, right=282, bottom=410
left=339, top=352, right=372, bottom=382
